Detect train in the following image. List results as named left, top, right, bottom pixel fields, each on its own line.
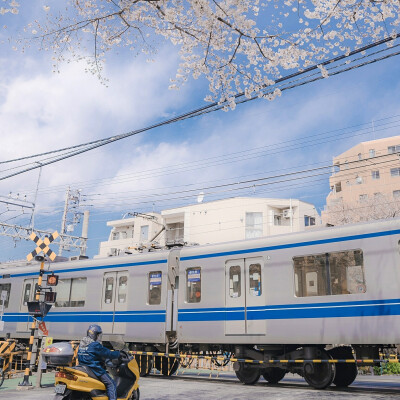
left=1, top=217, right=400, bottom=389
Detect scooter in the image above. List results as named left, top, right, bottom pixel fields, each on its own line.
left=54, top=351, right=140, bottom=400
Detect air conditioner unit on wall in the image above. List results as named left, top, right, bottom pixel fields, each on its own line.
left=283, top=209, right=292, bottom=218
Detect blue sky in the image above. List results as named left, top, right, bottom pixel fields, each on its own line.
left=1, top=5, right=400, bottom=260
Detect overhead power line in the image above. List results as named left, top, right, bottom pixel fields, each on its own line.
left=14, top=113, right=400, bottom=197
left=1, top=33, right=400, bottom=182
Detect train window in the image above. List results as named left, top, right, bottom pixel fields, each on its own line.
left=104, top=277, right=114, bottom=304
left=148, top=271, right=162, bottom=305
left=0, top=283, right=11, bottom=308
left=23, top=283, right=31, bottom=306
left=55, top=278, right=87, bottom=307
left=56, top=279, right=72, bottom=307
left=294, top=249, right=366, bottom=297
left=329, top=250, right=366, bottom=295
left=249, top=263, right=262, bottom=296
left=118, top=276, right=128, bottom=303
left=70, top=278, right=87, bottom=307
left=294, top=254, right=327, bottom=297
left=229, top=265, right=241, bottom=298
left=187, top=267, right=201, bottom=303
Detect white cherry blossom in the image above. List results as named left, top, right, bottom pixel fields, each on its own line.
left=3, top=1, right=400, bottom=106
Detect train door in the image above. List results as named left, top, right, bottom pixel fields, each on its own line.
left=244, top=257, right=265, bottom=335
left=101, top=271, right=129, bottom=334
left=225, top=259, right=246, bottom=335
left=113, top=272, right=129, bottom=335
left=225, top=258, right=265, bottom=335
left=17, top=278, right=38, bottom=332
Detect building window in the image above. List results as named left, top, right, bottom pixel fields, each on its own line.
left=335, top=182, right=342, bottom=193
left=391, top=168, right=400, bottom=177
left=388, top=145, right=400, bottom=154
left=166, top=222, right=184, bottom=243
left=359, top=194, right=368, bottom=202
left=112, top=231, right=119, bottom=240
left=394, top=190, right=400, bottom=198
left=56, top=278, right=87, bottom=307
left=274, top=215, right=281, bottom=226
left=246, top=212, right=263, bottom=238
left=304, top=216, right=316, bottom=226
left=371, top=170, right=380, bottom=180
left=358, top=153, right=362, bottom=160
left=120, top=231, right=127, bottom=240
left=374, top=192, right=383, bottom=198
left=229, top=265, right=241, bottom=298
left=369, top=149, right=375, bottom=158
left=187, top=268, right=201, bottom=303
left=294, top=249, right=366, bottom=297
left=140, top=225, right=149, bottom=241
left=0, top=283, right=11, bottom=308
left=148, top=271, right=162, bottom=305
left=355, top=176, right=363, bottom=184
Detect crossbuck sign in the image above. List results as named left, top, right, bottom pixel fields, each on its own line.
left=26, top=231, right=59, bottom=262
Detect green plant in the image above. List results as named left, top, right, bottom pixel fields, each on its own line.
left=373, top=362, right=400, bottom=375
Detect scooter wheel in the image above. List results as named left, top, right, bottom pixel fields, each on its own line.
left=130, top=388, right=140, bottom=400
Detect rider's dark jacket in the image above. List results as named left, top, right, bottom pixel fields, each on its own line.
left=77, top=336, right=120, bottom=377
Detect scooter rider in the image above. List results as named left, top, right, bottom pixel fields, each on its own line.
left=78, top=324, right=121, bottom=400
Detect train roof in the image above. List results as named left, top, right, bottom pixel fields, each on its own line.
left=178, top=217, right=400, bottom=258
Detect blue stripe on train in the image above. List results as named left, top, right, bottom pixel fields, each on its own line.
left=177, top=298, right=400, bottom=321
left=2, top=310, right=166, bottom=323
left=180, top=228, right=400, bottom=261
left=3, top=299, right=400, bottom=324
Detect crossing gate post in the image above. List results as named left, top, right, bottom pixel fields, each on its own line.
left=17, top=259, right=45, bottom=389
left=17, top=231, right=58, bottom=389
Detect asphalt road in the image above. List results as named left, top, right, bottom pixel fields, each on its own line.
left=1, top=372, right=399, bottom=399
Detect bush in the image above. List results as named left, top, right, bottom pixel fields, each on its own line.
left=373, top=362, right=400, bottom=375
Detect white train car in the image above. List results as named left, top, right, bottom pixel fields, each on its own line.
left=1, top=218, right=400, bottom=388
left=0, top=250, right=172, bottom=345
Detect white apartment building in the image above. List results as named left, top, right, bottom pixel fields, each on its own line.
left=161, top=197, right=320, bottom=245
left=97, top=197, right=321, bottom=257
left=96, top=212, right=164, bottom=258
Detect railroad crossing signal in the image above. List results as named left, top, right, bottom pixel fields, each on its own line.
left=26, top=231, right=59, bottom=262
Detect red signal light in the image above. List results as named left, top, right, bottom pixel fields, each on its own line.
left=47, top=274, right=59, bottom=286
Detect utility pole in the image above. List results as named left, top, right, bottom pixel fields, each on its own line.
left=59, top=186, right=70, bottom=250
left=81, top=210, right=90, bottom=256
left=0, top=186, right=88, bottom=256
left=30, top=163, right=43, bottom=230
left=58, top=187, right=88, bottom=256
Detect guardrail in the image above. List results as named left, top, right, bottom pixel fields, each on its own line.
left=130, top=350, right=399, bottom=365
left=0, top=340, right=29, bottom=387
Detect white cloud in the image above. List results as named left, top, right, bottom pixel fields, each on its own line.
left=0, top=48, right=188, bottom=206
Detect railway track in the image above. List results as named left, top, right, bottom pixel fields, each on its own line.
left=146, top=369, right=400, bottom=397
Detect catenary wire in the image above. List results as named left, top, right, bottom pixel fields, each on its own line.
left=1, top=33, right=400, bottom=181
